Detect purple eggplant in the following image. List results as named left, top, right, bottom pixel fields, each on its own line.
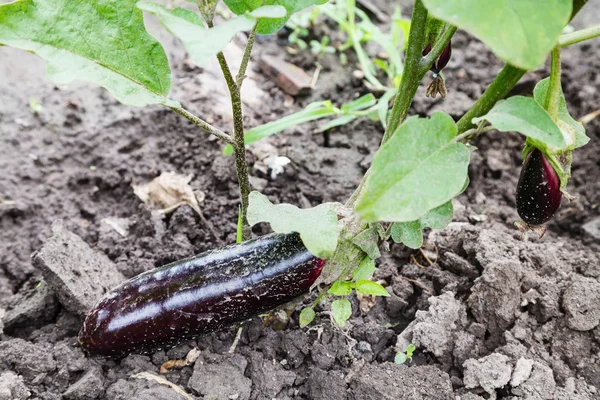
left=516, top=148, right=562, bottom=225
left=78, top=232, right=324, bottom=357
left=422, top=40, right=452, bottom=73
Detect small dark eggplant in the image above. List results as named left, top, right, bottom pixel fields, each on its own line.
left=516, top=148, right=563, bottom=225
left=78, top=232, right=324, bottom=357
left=422, top=40, right=452, bottom=73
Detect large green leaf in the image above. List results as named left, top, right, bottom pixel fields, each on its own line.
left=223, top=0, right=328, bottom=34
left=138, top=2, right=285, bottom=67
left=533, top=77, right=589, bottom=149
left=473, top=96, right=567, bottom=151
left=247, top=191, right=340, bottom=259
left=422, top=0, right=572, bottom=70
left=0, top=0, right=177, bottom=107
left=391, top=201, right=453, bottom=249
left=355, top=112, right=470, bottom=223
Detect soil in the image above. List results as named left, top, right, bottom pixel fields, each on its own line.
left=1, top=2, right=600, bottom=400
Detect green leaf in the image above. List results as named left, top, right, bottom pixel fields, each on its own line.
left=355, top=280, right=390, bottom=297
left=351, top=226, right=381, bottom=260
left=406, top=344, right=416, bottom=358
left=328, top=281, right=354, bottom=296
left=352, top=256, right=376, bottom=282
left=394, top=352, right=407, bottom=364
left=247, top=191, right=340, bottom=259
left=473, top=96, right=567, bottom=151
left=378, top=89, right=397, bottom=130
left=0, top=0, right=176, bottom=107
left=391, top=201, right=453, bottom=249
left=341, top=94, right=377, bottom=112
left=223, top=102, right=337, bottom=155
left=223, top=0, right=328, bottom=34
left=299, top=307, right=316, bottom=328
left=138, top=3, right=285, bottom=68
left=331, top=298, right=352, bottom=327
left=533, top=77, right=589, bottom=149
left=322, top=115, right=357, bottom=132
left=421, top=0, right=572, bottom=70
left=355, top=112, right=470, bottom=223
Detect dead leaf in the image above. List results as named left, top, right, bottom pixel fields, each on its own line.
left=159, top=348, right=201, bottom=374
left=133, top=172, right=203, bottom=215
left=132, top=372, right=193, bottom=400
left=101, top=217, right=130, bottom=237
left=356, top=293, right=377, bottom=315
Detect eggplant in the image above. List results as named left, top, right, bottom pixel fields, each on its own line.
left=516, top=148, right=562, bottom=225
left=78, top=232, right=324, bottom=357
left=422, top=40, right=452, bottom=73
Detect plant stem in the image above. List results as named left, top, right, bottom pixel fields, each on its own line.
left=546, top=46, right=562, bottom=121
left=216, top=51, right=252, bottom=240
left=381, top=0, right=428, bottom=143
left=455, top=3, right=588, bottom=134
left=169, top=106, right=234, bottom=144
left=236, top=25, right=257, bottom=88
left=560, top=25, right=600, bottom=47
left=455, top=65, right=527, bottom=133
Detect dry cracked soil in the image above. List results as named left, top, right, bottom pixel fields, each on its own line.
left=1, top=1, right=600, bottom=399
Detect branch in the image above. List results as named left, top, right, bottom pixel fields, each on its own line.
left=560, top=25, right=600, bottom=47
left=169, top=106, right=234, bottom=144
left=546, top=46, right=561, bottom=121
left=381, top=0, right=429, bottom=143
left=236, top=25, right=257, bottom=88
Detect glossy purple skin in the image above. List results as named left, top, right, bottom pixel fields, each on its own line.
left=78, top=232, right=325, bottom=357
left=516, top=148, right=563, bottom=225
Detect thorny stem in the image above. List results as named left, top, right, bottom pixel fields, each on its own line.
left=560, top=25, right=600, bottom=47
left=169, top=106, right=234, bottom=144
left=381, top=0, right=428, bottom=143
left=455, top=2, right=589, bottom=134
left=455, top=65, right=527, bottom=133
left=212, top=22, right=252, bottom=240
left=236, top=25, right=257, bottom=88
left=546, top=46, right=562, bottom=121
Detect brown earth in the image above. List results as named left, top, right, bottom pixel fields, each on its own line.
left=0, top=2, right=599, bottom=399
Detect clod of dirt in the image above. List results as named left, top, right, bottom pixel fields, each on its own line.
left=582, top=217, right=600, bottom=240
left=107, top=378, right=190, bottom=400
left=63, top=366, right=105, bottom=400
left=2, top=280, right=58, bottom=334
left=31, top=221, right=125, bottom=315
left=187, top=353, right=251, bottom=400
left=0, top=338, right=57, bottom=382
left=463, top=353, right=512, bottom=399
left=397, top=292, right=468, bottom=363
left=348, top=363, right=453, bottom=400
left=467, top=260, right=522, bottom=336
left=562, top=277, right=600, bottom=331
left=510, top=357, right=534, bottom=387
left=0, top=371, right=31, bottom=400
left=511, top=361, right=556, bottom=399
left=248, top=351, right=297, bottom=398
left=307, top=369, right=347, bottom=400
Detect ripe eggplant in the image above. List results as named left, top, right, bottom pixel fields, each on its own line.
left=516, top=148, right=562, bottom=225
left=78, top=232, right=324, bottom=357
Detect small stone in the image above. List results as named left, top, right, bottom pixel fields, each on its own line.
left=259, top=55, right=312, bottom=96
left=63, top=367, right=105, bottom=400
left=582, top=217, right=600, bottom=240
left=32, top=221, right=125, bottom=315
left=563, top=277, right=600, bottom=331
left=510, top=358, right=534, bottom=387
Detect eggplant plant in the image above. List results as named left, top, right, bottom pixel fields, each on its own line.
left=1, top=0, right=599, bottom=356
